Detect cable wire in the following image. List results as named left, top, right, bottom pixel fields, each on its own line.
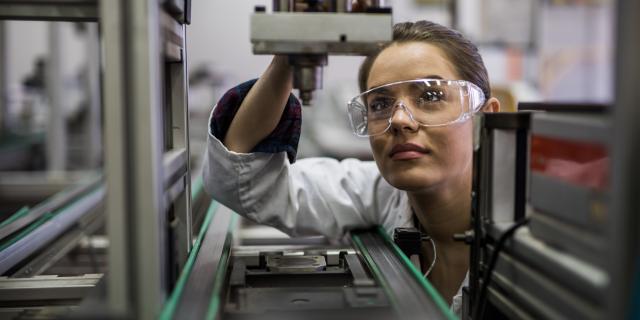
left=421, top=236, right=437, bottom=278
left=472, top=218, right=530, bottom=320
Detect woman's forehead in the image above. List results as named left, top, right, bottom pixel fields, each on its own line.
left=367, top=42, right=460, bottom=90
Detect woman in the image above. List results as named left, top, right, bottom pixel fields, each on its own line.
left=203, top=20, right=500, bottom=313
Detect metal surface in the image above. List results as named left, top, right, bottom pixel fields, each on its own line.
left=488, top=224, right=607, bottom=305
left=491, top=249, right=602, bottom=319
left=250, top=10, right=392, bottom=105
left=531, top=112, right=609, bottom=144
left=101, top=0, right=130, bottom=314
left=529, top=173, right=606, bottom=232
left=0, top=21, right=5, bottom=136
left=173, top=205, right=233, bottom=319
left=0, top=274, right=102, bottom=303
left=351, top=230, right=452, bottom=320
left=83, top=23, right=102, bottom=169
left=11, top=209, right=103, bottom=278
left=46, top=22, right=66, bottom=171
left=0, top=176, right=100, bottom=242
left=607, top=1, right=640, bottom=317
left=0, top=186, right=104, bottom=275
left=0, top=0, right=98, bottom=22
left=102, top=0, right=169, bottom=318
left=529, top=211, right=605, bottom=269
left=266, top=255, right=326, bottom=273
left=344, top=253, right=374, bottom=286
left=163, top=148, right=188, bottom=188
left=166, top=20, right=192, bottom=276
left=251, top=13, right=392, bottom=54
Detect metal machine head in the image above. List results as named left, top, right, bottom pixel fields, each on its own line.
left=250, top=0, right=393, bottom=105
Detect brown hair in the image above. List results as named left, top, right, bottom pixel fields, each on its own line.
left=358, top=20, right=491, bottom=100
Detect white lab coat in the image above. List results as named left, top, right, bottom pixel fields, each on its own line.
left=202, top=109, right=466, bottom=316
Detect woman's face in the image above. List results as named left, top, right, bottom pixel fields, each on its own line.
left=368, top=41, right=475, bottom=192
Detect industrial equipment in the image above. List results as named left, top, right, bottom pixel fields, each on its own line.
left=249, top=0, right=393, bottom=105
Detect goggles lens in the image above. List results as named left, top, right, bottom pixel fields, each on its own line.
left=347, top=79, right=485, bottom=137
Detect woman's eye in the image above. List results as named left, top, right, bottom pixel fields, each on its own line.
left=368, top=98, right=392, bottom=112
left=419, top=90, right=445, bottom=103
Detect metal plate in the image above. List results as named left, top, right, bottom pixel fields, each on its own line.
left=266, top=255, right=326, bottom=273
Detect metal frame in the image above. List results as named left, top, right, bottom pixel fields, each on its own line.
left=173, top=205, right=233, bottom=319
left=0, top=21, right=5, bottom=137
left=0, top=274, right=102, bottom=304
left=101, top=0, right=193, bottom=318
left=0, top=1, right=192, bottom=318
left=607, top=0, right=640, bottom=318
left=0, top=0, right=98, bottom=22
left=0, top=186, right=104, bottom=274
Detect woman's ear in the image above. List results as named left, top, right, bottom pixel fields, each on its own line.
left=482, top=97, right=501, bottom=113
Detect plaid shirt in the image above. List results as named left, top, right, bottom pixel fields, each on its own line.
left=209, top=79, right=302, bottom=163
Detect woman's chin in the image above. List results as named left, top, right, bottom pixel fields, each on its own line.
left=385, top=172, right=442, bottom=192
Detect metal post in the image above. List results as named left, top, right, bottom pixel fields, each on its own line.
left=103, top=0, right=167, bottom=316
left=168, top=24, right=192, bottom=269
left=126, top=0, right=166, bottom=317
left=607, top=0, right=640, bottom=318
left=84, top=23, right=101, bottom=169
left=46, top=22, right=66, bottom=171
left=101, top=0, right=131, bottom=315
left=0, top=21, right=6, bottom=137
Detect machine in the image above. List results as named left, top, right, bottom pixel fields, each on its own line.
left=249, top=0, right=392, bottom=105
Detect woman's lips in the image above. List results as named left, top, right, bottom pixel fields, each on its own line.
left=389, top=143, right=430, bottom=160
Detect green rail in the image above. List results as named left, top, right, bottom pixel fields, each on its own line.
left=159, top=197, right=219, bottom=320
left=351, top=227, right=457, bottom=320
left=0, top=185, right=103, bottom=251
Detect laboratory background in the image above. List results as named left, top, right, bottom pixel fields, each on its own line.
left=0, top=0, right=637, bottom=319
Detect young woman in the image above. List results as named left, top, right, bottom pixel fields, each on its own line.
left=203, top=20, right=500, bottom=314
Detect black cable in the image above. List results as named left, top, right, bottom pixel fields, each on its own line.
left=472, top=218, right=530, bottom=320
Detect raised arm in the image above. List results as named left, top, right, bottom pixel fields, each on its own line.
left=223, top=55, right=293, bottom=153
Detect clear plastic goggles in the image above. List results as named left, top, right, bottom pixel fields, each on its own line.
left=347, top=78, right=486, bottom=137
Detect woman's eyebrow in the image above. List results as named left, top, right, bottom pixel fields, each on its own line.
left=422, top=75, right=444, bottom=79
left=369, top=87, right=393, bottom=95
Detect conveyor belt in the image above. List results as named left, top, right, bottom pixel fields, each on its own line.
left=160, top=201, right=237, bottom=320
left=351, top=227, right=455, bottom=320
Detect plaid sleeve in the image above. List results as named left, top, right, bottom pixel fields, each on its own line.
left=209, top=79, right=302, bottom=163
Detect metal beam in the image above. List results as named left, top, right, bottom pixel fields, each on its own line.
left=0, top=274, right=102, bottom=302
left=608, top=0, right=640, bottom=318
left=0, top=0, right=98, bottom=22
left=0, top=186, right=104, bottom=275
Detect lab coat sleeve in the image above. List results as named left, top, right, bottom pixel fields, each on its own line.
left=202, top=123, right=383, bottom=239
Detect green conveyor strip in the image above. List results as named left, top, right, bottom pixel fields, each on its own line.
left=0, top=206, right=30, bottom=229
left=375, top=226, right=456, bottom=320
left=0, top=187, right=102, bottom=252
left=159, top=200, right=219, bottom=320
left=206, top=214, right=238, bottom=320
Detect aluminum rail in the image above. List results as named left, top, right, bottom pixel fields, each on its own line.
left=0, top=185, right=104, bottom=274
left=350, top=227, right=455, bottom=320
left=0, top=0, right=98, bottom=22
left=160, top=202, right=236, bottom=320
left=0, top=176, right=101, bottom=242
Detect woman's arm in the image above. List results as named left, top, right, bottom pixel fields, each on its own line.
left=223, top=55, right=293, bottom=153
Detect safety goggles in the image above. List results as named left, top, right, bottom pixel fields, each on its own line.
left=347, top=78, right=486, bottom=137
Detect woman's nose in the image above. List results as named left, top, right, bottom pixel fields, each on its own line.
left=389, top=103, right=419, bottom=133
